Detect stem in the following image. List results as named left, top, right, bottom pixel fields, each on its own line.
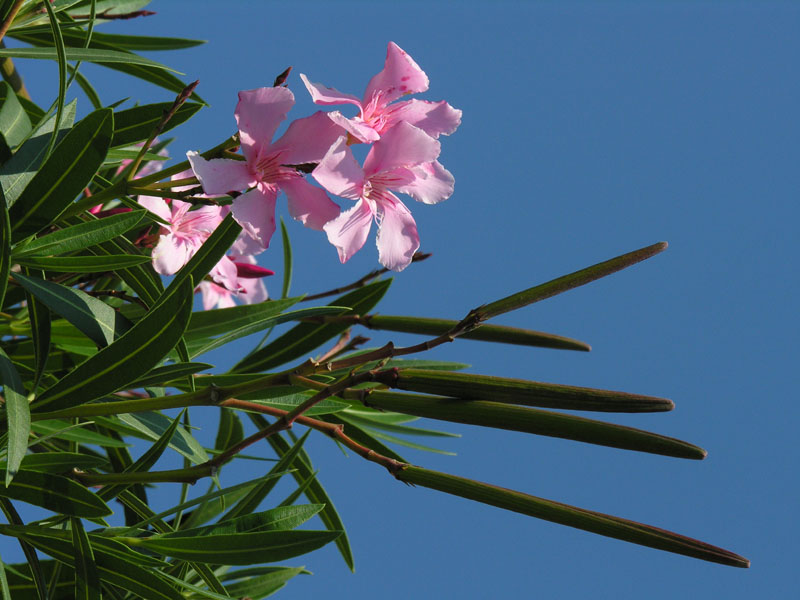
left=0, top=1, right=25, bottom=45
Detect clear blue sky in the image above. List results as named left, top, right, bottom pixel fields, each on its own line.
left=9, top=1, right=799, bottom=598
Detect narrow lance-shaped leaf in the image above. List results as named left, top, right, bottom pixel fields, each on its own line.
left=477, top=241, right=668, bottom=321
left=234, top=279, right=392, bottom=373
left=20, top=267, right=49, bottom=391
left=14, top=253, right=151, bottom=272
left=42, top=0, right=68, bottom=160
left=393, top=369, right=674, bottom=413
left=0, top=81, right=32, bottom=161
left=9, top=108, right=113, bottom=241
left=111, top=101, right=202, bottom=147
left=0, top=47, right=183, bottom=72
left=14, top=273, right=132, bottom=346
left=0, top=99, right=76, bottom=207
left=359, top=314, right=591, bottom=352
left=0, top=349, right=29, bottom=486
left=356, top=390, right=706, bottom=459
left=281, top=217, right=292, bottom=299
left=0, top=470, right=111, bottom=518
left=396, top=466, right=750, bottom=568
left=0, top=192, right=9, bottom=310
left=12, top=209, right=147, bottom=257
left=70, top=517, right=101, bottom=600
left=32, top=279, right=193, bottom=412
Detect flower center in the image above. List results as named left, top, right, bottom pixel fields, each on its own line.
left=255, top=152, right=297, bottom=184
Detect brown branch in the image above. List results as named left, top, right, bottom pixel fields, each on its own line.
left=0, top=1, right=25, bottom=46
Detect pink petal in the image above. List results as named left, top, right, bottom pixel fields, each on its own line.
left=269, top=111, right=347, bottom=164
left=375, top=195, right=420, bottom=272
left=209, top=255, right=240, bottom=291
left=312, top=136, right=365, bottom=200
left=231, top=186, right=278, bottom=249
left=327, top=111, right=381, bottom=143
left=137, top=194, right=172, bottom=222
left=364, top=42, right=429, bottom=107
left=387, top=99, right=462, bottom=139
left=231, top=229, right=265, bottom=256
left=323, top=198, right=375, bottom=264
left=395, top=160, right=455, bottom=205
left=239, top=276, right=269, bottom=304
left=198, top=281, right=236, bottom=310
left=151, top=234, right=195, bottom=276
left=299, top=73, right=362, bottom=107
left=281, top=177, right=341, bottom=230
left=188, top=151, right=255, bottom=195
left=235, top=87, right=294, bottom=164
left=363, top=121, right=440, bottom=177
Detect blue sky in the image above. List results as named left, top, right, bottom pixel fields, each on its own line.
left=7, top=1, right=799, bottom=598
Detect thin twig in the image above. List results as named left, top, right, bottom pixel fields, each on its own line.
left=0, top=0, right=25, bottom=45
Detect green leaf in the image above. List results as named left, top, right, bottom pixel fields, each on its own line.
left=185, top=298, right=301, bottom=339
left=95, top=60, right=205, bottom=102
left=234, top=279, right=392, bottom=373
left=127, top=362, right=212, bottom=389
left=14, top=273, right=132, bottom=346
left=0, top=46, right=182, bottom=73
left=237, top=388, right=349, bottom=417
left=14, top=253, right=150, bottom=272
left=215, top=407, right=243, bottom=452
left=20, top=267, right=49, bottom=390
left=393, top=369, right=674, bottom=413
left=0, top=99, right=75, bottom=207
left=340, top=409, right=459, bottom=438
left=479, top=242, right=669, bottom=320
left=280, top=218, right=292, bottom=299
left=0, top=81, right=32, bottom=160
left=89, top=232, right=163, bottom=307
left=263, top=426, right=355, bottom=571
left=74, top=31, right=205, bottom=51
left=161, top=505, right=324, bottom=538
left=111, top=101, right=202, bottom=147
left=0, top=470, right=110, bottom=517
left=321, top=413, right=407, bottom=463
left=362, top=315, right=591, bottom=352
left=0, top=552, right=11, bottom=600
left=116, top=411, right=208, bottom=465
left=0, top=192, right=9, bottom=309
left=42, top=0, right=67, bottom=161
left=132, top=529, right=341, bottom=565
left=0, top=452, right=108, bottom=474
left=32, top=279, right=193, bottom=412
left=0, top=348, right=29, bottom=486
left=31, top=419, right=130, bottom=448
left=396, top=466, right=750, bottom=568
left=9, top=108, right=112, bottom=241
left=221, top=567, right=306, bottom=600
left=12, top=209, right=147, bottom=257
left=359, top=390, right=707, bottom=459
left=0, top=527, right=183, bottom=599
left=70, top=518, right=101, bottom=600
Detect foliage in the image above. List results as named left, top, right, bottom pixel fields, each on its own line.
left=0, top=1, right=748, bottom=598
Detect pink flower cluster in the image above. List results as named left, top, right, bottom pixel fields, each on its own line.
left=189, top=42, right=461, bottom=273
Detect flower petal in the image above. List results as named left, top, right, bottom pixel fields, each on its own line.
left=375, top=195, right=420, bottom=272
left=363, top=121, right=440, bottom=176
left=270, top=111, right=347, bottom=163
left=235, top=86, right=294, bottom=164
left=281, top=177, right=341, bottom=230
left=387, top=99, right=462, bottom=138
left=188, top=151, right=255, bottom=195
left=239, top=276, right=269, bottom=304
left=209, top=255, right=240, bottom=291
left=137, top=194, right=171, bottom=222
left=327, top=111, right=381, bottom=143
left=323, top=198, right=375, bottom=264
left=151, top=234, right=195, bottom=276
left=364, top=42, right=429, bottom=107
left=299, top=73, right=362, bottom=107
left=396, top=160, right=455, bottom=205
left=312, top=136, right=365, bottom=199
left=198, top=281, right=236, bottom=310
left=231, top=186, right=278, bottom=249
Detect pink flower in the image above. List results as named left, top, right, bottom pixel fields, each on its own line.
left=313, top=122, right=454, bottom=271
left=300, top=42, right=461, bottom=143
left=198, top=256, right=273, bottom=310
left=188, top=86, right=344, bottom=250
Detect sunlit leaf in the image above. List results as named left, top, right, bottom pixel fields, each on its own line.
left=0, top=348, right=29, bottom=486
left=0, top=470, right=110, bottom=517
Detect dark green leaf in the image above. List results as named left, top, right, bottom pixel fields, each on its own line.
left=161, top=505, right=324, bottom=539
left=185, top=298, right=300, bottom=339
left=116, top=411, right=207, bottom=465
left=363, top=315, right=591, bottom=352
left=215, top=407, right=243, bottom=452
left=263, top=426, right=354, bottom=571
left=0, top=46, right=182, bottom=72
left=127, top=362, right=212, bottom=389
left=32, top=279, right=193, bottom=412
left=31, top=420, right=130, bottom=448
left=95, top=60, right=205, bottom=102
left=14, top=253, right=150, bottom=272
left=70, top=518, right=101, bottom=600
left=42, top=0, right=67, bottom=161
left=20, top=267, right=49, bottom=390
left=133, top=529, right=341, bottom=565
left=9, top=108, right=112, bottom=241
left=0, top=191, right=9, bottom=309
left=321, top=413, right=407, bottom=463
left=0, top=552, right=10, bottom=600
left=339, top=409, right=458, bottom=438
left=73, top=31, right=205, bottom=51
left=394, top=369, right=674, bottom=413
left=0, top=99, right=75, bottom=207
left=234, top=279, right=392, bottom=373
left=0, top=348, right=29, bottom=486
left=89, top=232, right=163, bottom=307
left=0, top=452, right=108, bottom=474
left=14, top=273, right=132, bottom=346
left=0, top=470, right=110, bottom=517
left=0, top=81, right=32, bottom=160
left=280, top=218, right=292, bottom=299
left=396, top=466, right=750, bottom=568
left=111, top=101, right=202, bottom=147
left=360, top=391, right=706, bottom=459
left=12, top=210, right=147, bottom=257
left=222, top=567, right=306, bottom=600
